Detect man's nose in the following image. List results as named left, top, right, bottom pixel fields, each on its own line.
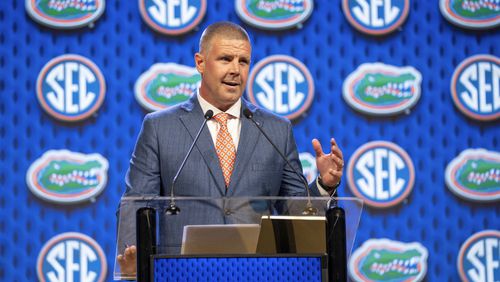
left=228, top=60, right=240, bottom=74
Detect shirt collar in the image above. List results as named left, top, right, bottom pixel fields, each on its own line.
left=197, top=89, right=241, bottom=119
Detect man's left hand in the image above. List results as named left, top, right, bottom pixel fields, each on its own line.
left=312, top=138, right=344, bottom=187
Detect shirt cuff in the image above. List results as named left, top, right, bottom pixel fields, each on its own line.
left=316, top=177, right=332, bottom=196
left=316, top=176, right=341, bottom=196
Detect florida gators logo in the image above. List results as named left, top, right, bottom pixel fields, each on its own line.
left=235, top=0, right=314, bottom=30
left=445, top=148, right=500, bottom=202
left=342, top=0, right=409, bottom=35
left=300, top=152, right=317, bottom=183
left=349, top=238, right=428, bottom=282
left=458, top=230, right=500, bottom=282
left=440, top=0, right=500, bottom=29
left=26, top=150, right=109, bottom=204
left=37, top=54, right=106, bottom=122
left=139, top=0, right=206, bottom=35
left=451, top=54, right=499, bottom=121
left=25, top=0, right=105, bottom=29
left=347, top=141, right=415, bottom=208
left=343, top=63, right=422, bottom=116
left=37, top=232, right=107, bottom=282
left=247, top=55, right=314, bottom=120
left=135, top=63, right=201, bottom=111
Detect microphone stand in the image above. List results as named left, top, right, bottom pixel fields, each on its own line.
left=166, top=110, right=214, bottom=215
left=243, top=109, right=317, bottom=216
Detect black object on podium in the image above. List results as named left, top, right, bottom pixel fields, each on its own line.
left=326, top=202, right=347, bottom=282
left=136, top=207, right=156, bottom=282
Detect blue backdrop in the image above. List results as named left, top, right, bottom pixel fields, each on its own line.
left=0, top=1, right=498, bottom=281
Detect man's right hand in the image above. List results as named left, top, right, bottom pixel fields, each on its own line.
left=117, top=245, right=137, bottom=279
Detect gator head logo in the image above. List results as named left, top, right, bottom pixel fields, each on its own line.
left=25, top=0, right=105, bottom=29
left=342, top=0, right=409, bottom=35
left=451, top=54, right=499, bottom=121
left=235, top=0, right=314, bottom=30
left=440, top=0, right=500, bottom=29
left=139, top=0, right=206, bottom=35
left=349, top=238, right=428, bottom=282
left=343, top=63, right=422, bottom=116
left=458, top=230, right=500, bottom=282
left=135, top=63, right=201, bottom=111
left=347, top=141, right=415, bottom=208
left=247, top=55, right=314, bottom=120
left=445, top=148, right=500, bottom=202
left=26, top=150, right=109, bottom=204
left=300, top=152, right=317, bottom=183
left=37, top=54, right=106, bottom=122
left=37, top=232, right=107, bottom=282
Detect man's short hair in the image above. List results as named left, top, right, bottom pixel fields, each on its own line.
left=199, top=21, right=251, bottom=54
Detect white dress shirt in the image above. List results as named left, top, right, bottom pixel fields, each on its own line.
left=197, top=91, right=241, bottom=150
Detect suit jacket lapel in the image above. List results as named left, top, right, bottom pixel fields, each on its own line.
left=227, top=101, right=262, bottom=195
left=178, top=95, right=226, bottom=195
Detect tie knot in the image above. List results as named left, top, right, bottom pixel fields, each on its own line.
left=213, top=113, right=230, bottom=125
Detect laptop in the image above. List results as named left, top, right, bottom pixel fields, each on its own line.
left=181, top=215, right=327, bottom=255
left=181, top=224, right=261, bottom=255
left=256, top=215, right=327, bottom=254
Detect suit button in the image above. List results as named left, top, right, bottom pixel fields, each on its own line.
left=224, top=209, right=232, bottom=215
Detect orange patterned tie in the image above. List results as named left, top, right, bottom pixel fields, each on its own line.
left=213, top=113, right=236, bottom=188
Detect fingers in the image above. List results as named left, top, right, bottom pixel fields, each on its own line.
left=330, top=138, right=343, bottom=159
left=328, top=168, right=342, bottom=178
left=312, top=138, right=324, bottom=157
left=329, top=138, right=344, bottom=167
left=117, top=245, right=137, bottom=276
left=118, top=246, right=136, bottom=264
left=125, top=245, right=136, bottom=258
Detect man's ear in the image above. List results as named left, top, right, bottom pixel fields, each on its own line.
left=194, top=53, right=204, bottom=74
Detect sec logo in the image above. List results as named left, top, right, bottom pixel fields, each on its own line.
left=36, top=54, right=106, bottom=122
left=458, top=230, right=500, bottom=282
left=347, top=141, right=415, bottom=208
left=37, top=232, right=107, bottom=282
left=139, top=0, right=206, bottom=35
left=342, top=0, right=410, bottom=35
left=451, top=54, right=499, bottom=121
left=247, top=55, right=314, bottom=120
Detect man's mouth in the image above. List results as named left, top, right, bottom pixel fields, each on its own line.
left=223, top=81, right=240, bottom=87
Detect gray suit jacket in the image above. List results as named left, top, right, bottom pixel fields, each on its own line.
left=119, top=95, right=321, bottom=252
left=124, top=95, right=321, bottom=198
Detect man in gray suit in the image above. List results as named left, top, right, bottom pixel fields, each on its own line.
left=117, top=21, right=344, bottom=276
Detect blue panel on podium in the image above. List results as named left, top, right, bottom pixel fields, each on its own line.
left=152, top=255, right=325, bottom=282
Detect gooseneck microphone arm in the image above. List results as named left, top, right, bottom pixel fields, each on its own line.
left=243, top=109, right=317, bottom=215
left=166, top=109, right=214, bottom=215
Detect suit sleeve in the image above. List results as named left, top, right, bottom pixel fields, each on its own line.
left=279, top=121, right=322, bottom=197
left=116, top=115, right=162, bottom=254
left=124, top=114, right=162, bottom=196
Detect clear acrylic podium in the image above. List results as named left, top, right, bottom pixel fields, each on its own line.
left=115, top=196, right=363, bottom=282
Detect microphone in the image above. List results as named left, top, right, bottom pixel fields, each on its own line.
left=243, top=109, right=318, bottom=216
left=166, top=109, right=214, bottom=215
